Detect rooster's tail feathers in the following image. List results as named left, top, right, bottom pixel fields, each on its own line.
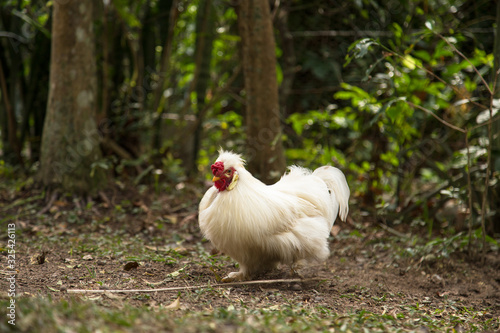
left=312, top=166, right=350, bottom=221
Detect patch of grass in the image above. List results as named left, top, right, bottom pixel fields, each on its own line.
left=399, top=230, right=499, bottom=263
left=84, top=264, right=97, bottom=279
left=2, top=296, right=495, bottom=333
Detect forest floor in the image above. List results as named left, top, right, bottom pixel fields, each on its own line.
left=0, top=180, right=499, bottom=332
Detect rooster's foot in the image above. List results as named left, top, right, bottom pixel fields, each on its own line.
left=221, top=271, right=248, bottom=283
left=291, top=260, right=308, bottom=279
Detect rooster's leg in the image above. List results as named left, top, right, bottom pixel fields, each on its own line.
left=291, top=259, right=308, bottom=279
left=221, top=266, right=250, bottom=283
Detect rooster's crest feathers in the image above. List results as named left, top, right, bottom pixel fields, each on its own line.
left=215, top=149, right=246, bottom=170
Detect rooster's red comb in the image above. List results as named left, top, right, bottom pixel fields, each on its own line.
left=211, top=161, right=225, bottom=176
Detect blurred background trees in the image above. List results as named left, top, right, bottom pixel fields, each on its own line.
left=0, top=0, right=498, bottom=242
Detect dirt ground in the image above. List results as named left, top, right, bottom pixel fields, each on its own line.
left=1, top=183, right=499, bottom=330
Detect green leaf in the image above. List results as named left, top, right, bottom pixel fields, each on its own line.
left=334, top=91, right=356, bottom=101
left=386, top=107, right=399, bottom=122
left=112, top=0, right=141, bottom=28
left=401, top=55, right=421, bottom=70
left=425, top=20, right=434, bottom=31
left=12, top=9, right=51, bottom=38
left=276, top=63, right=283, bottom=85
left=352, top=38, right=378, bottom=58
left=381, top=97, right=407, bottom=122
left=344, top=38, right=379, bottom=67
left=391, top=23, right=403, bottom=40
left=413, top=50, right=431, bottom=62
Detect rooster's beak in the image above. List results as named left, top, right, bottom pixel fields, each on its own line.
left=212, top=176, right=220, bottom=182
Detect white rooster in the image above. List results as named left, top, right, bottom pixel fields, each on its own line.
left=199, top=150, right=350, bottom=282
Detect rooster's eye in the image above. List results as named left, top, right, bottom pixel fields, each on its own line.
left=225, top=170, right=232, bottom=176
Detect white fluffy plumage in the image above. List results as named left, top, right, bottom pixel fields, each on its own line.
left=199, top=150, right=350, bottom=282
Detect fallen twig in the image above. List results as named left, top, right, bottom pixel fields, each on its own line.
left=37, top=190, right=59, bottom=215
left=67, top=278, right=317, bottom=294
left=98, top=191, right=111, bottom=207
left=378, top=223, right=409, bottom=239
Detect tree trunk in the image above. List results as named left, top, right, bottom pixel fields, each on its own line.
left=493, top=0, right=500, bottom=151
left=151, top=0, right=177, bottom=152
left=181, top=0, right=216, bottom=175
left=0, top=60, right=22, bottom=166
left=236, top=0, right=286, bottom=184
left=0, top=7, right=24, bottom=167
left=40, top=0, right=106, bottom=194
left=276, top=0, right=297, bottom=117
left=491, top=0, right=500, bottom=231
left=21, top=23, right=51, bottom=163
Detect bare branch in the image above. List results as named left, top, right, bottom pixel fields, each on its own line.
left=436, top=32, right=493, bottom=96
left=406, top=101, right=466, bottom=133
left=378, top=43, right=488, bottom=111
left=67, top=278, right=317, bottom=294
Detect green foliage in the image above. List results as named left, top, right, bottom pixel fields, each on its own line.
left=337, top=25, right=498, bottom=246
left=11, top=6, right=50, bottom=37
left=282, top=1, right=498, bottom=236
left=0, top=160, right=15, bottom=179
left=344, top=38, right=378, bottom=67
left=286, top=107, right=351, bottom=167
left=112, top=0, right=142, bottom=28
left=403, top=229, right=499, bottom=262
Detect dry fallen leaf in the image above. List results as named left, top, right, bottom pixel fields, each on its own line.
left=104, top=292, right=125, bottom=300
left=164, top=297, right=180, bottom=311
left=123, top=261, right=139, bottom=271
left=161, top=214, right=177, bottom=224
left=143, top=278, right=162, bottom=285
left=82, top=254, right=93, bottom=261
left=436, top=291, right=450, bottom=298
left=431, top=274, right=444, bottom=285
left=330, top=225, right=341, bottom=237
left=133, top=200, right=149, bottom=213
left=144, top=245, right=164, bottom=252
left=180, top=213, right=197, bottom=226
left=30, top=251, right=48, bottom=265
left=167, top=265, right=187, bottom=278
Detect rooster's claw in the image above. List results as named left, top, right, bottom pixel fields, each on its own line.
left=221, top=271, right=247, bottom=283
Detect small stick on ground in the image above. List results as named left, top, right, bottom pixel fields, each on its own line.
left=67, top=278, right=319, bottom=294
left=37, top=190, right=59, bottom=215
left=378, top=223, right=409, bottom=239
left=98, top=191, right=111, bottom=207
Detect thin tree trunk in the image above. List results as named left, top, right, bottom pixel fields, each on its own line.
left=492, top=0, right=500, bottom=232
left=180, top=0, right=216, bottom=175
left=152, top=0, right=178, bottom=151
left=40, top=0, right=106, bottom=194
left=0, top=60, right=22, bottom=165
left=21, top=22, right=51, bottom=163
left=493, top=0, right=500, bottom=150
left=0, top=9, right=24, bottom=167
left=236, top=0, right=286, bottom=184
left=276, top=0, right=297, bottom=117
left=100, top=1, right=111, bottom=121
